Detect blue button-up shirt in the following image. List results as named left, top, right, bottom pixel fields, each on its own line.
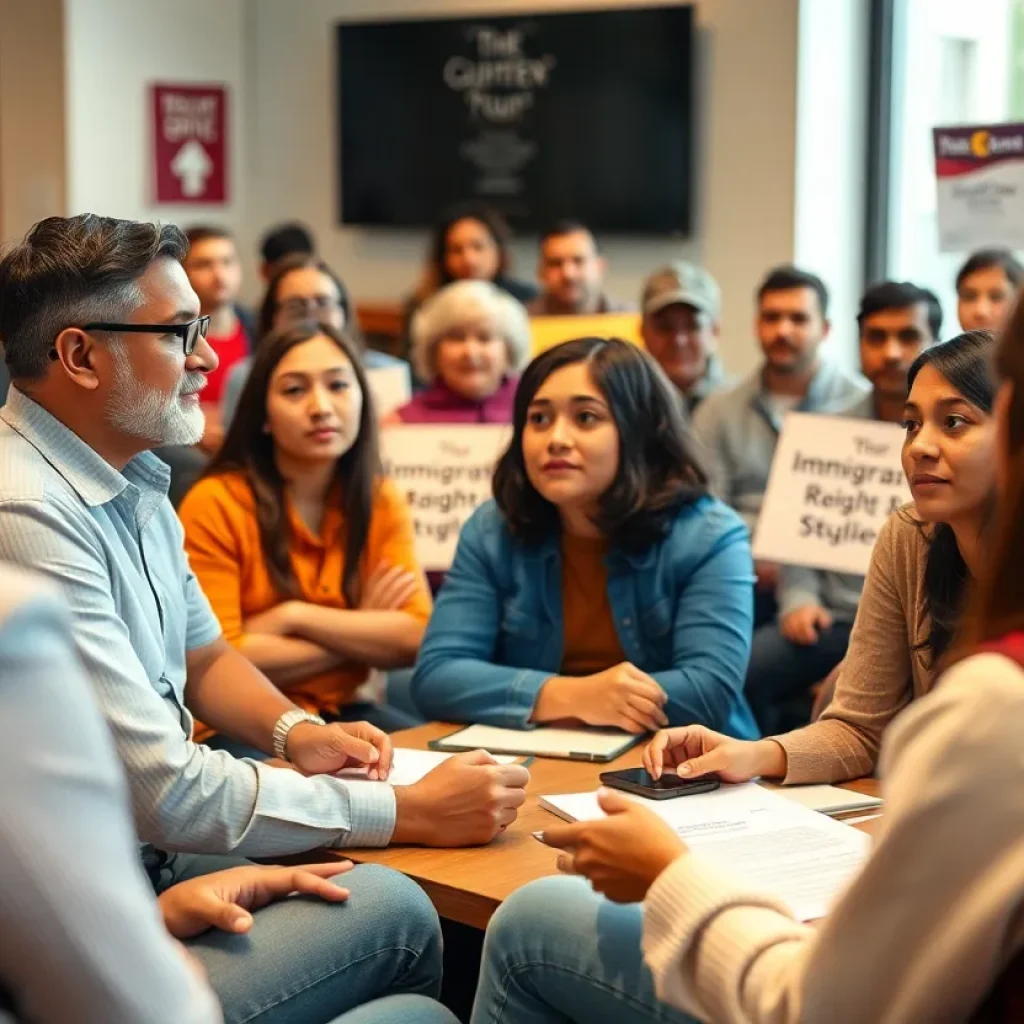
left=0, top=388, right=395, bottom=855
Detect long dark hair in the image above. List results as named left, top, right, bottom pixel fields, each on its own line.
left=492, top=337, right=708, bottom=549
left=204, top=320, right=379, bottom=606
left=418, top=201, right=512, bottom=301
left=958, top=296, right=1024, bottom=650
left=257, top=254, right=355, bottom=341
left=902, top=330, right=996, bottom=663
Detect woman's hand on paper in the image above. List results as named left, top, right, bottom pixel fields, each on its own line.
left=643, top=726, right=788, bottom=783
left=543, top=787, right=687, bottom=903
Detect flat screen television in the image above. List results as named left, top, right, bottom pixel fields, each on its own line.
left=337, top=5, right=694, bottom=235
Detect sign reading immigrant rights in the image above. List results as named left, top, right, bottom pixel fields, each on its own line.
left=380, top=424, right=511, bottom=571
left=152, top=83, right=228, bottom=204
left=933, top=122, right=1024, bottom=252
left=752, top=413, right=912, bottom=576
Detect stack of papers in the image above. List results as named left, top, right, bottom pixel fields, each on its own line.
left=773, top=784, right=882, bottom=817
left=335, top=747, right=518, bottom=787
left=540, top=782, right=871, bottom=921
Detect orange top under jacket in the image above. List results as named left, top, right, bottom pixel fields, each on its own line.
left=559, top=531, right=626, bottom=676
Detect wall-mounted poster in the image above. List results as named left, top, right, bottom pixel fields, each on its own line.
left=337, top=5, right=694, bottom=234
left=151, top=83, right=228, bottom=204
left=933, top=122, right=1024, bottom=252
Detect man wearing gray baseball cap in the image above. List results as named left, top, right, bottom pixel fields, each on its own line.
left=640, top=261, right=729, bottom=414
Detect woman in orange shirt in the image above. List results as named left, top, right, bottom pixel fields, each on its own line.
left=179, top=320, right=432, bottom=754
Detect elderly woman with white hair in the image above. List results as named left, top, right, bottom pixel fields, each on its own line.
left=390, top=279, right=532, bottom=423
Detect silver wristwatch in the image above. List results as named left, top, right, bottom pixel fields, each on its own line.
left=272, top=709, right=326, bottom=761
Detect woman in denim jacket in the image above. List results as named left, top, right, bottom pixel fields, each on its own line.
left=412, top=337, right=759, bottom=738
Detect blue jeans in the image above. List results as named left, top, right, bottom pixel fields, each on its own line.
left=470, top=876, right=697, bottom=1024
left=158, top=854, right=444, bottom=1024
left=333, top=995, right=458, bottom=1024
left=744, top=619, right=853, bottom=735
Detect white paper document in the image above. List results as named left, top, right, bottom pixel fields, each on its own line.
left=335, top=747, right=518, bottom=787
left=540, top=783, right=870, bottom=921
left=772, top=784, right=882, bottom=817
left=432, top=724, right=641, bottom=761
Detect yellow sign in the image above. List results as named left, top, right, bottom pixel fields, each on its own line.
left=529, top=313, right=642, bottom=355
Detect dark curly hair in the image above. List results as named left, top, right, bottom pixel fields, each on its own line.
left=492, top=337, right=708, bottom=550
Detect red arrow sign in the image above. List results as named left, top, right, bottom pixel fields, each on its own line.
left=152, top=83, right=227, bottom=204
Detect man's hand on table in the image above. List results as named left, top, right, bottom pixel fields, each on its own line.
left=392, top=750, right=531, bottom=847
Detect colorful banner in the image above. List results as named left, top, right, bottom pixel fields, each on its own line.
left=933, top=122, right=1024, bottom=252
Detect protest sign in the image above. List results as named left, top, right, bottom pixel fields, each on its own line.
left=380, top=424, right=511, bottom=570
left=933, top=122, right=1024, bottom=251
left=752, top=413, right=911, bottom=575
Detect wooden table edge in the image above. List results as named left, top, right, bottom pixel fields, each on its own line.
left=330, top=723, right=881, bottom=930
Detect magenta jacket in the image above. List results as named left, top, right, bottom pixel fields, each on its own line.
left=395, top=377, right=518, bottom=424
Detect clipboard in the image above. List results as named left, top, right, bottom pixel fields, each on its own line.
left=428, top=724, right=643, bottom=763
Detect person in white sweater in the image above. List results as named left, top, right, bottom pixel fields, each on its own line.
left=470, top=315, right=1024, bottom=1023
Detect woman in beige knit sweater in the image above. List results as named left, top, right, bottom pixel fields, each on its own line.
left=469, top=331, right=1008, bottom=1024
left=658, top=330, right=998, bottom=788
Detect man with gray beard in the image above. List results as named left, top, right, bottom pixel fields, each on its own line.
left=0, top=214, right=524, bottom=1024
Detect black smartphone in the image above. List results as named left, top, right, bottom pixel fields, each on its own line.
left=598, top=767, right=720, bottom=800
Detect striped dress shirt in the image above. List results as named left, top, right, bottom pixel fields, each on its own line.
left=0, top=566, right=221, bottom=1023
left=0, top=388, right=395, bottom=856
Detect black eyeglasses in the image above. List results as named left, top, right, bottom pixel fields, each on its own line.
left=48, top=316, right=212, bottom=360
left=86, top=316, right=211, bottom=356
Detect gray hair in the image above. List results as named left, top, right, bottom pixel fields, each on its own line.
left=410, top=279, right=532, bottom=384
left=0, top=214, right=188, bottom=380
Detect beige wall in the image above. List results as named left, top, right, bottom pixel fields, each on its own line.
left=63, top=0, right=248, bottom=241
left=247, top=0, right=803, bottom=376
left=0, top=0, right=66, bottom=243
left=7, top=0, right=856, bottom=377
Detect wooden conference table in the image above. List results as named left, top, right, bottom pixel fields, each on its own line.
left=338, top=722, right=882, bottom=930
